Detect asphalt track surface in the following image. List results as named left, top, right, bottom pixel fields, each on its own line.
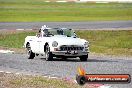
left=0, top=21, right=132, bottom=30
left=0, top=53, right=132, bottom=88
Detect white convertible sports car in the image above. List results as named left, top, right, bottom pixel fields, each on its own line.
left=24, top=25, right=89, bottom=61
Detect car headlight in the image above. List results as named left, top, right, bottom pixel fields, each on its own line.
left=52, top=41, right=58, bottom=47
left=84, top=42, right=89, bottom=51
left=84, top=42, right=89, bottom=48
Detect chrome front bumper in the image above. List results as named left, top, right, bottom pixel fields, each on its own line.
left=52, top=50, right=89, bottom=56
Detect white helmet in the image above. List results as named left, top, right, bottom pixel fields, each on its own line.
left=41, top=25, right=48, bottom=30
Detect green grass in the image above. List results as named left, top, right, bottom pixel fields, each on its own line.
left=10, top=76, right=76, bottom=88
left=0, top=0, right=132, bottom=22
left=0, top=31, right=35, bottom=48
left=76, top=30, right=132, bottom=55
left=0, top=30, right=132, bottom=56
left=1, top=72, right=88, bottom=88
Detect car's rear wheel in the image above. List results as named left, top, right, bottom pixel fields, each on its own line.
left=79, top=54, right=88, bottom=61
left=45, top=44, right=53, bottom=61
left=26, top=43, right=35, bottom=59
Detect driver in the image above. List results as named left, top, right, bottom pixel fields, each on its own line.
left=57, top=29, right=63, bottom=35
left=43, top=29, right=49, bottom=36
left=37, top=25, right=49, bottom=37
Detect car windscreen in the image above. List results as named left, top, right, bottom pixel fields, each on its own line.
left=47, top=28, right=75, bottom=37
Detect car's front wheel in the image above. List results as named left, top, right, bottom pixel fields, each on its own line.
left=45, top=44, right=53, bottom=61
left=26, top=43, right=35, bottom=59
left=79, top=54, right=88, bottom=61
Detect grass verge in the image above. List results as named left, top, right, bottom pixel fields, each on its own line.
left=0, top=30, right=132, bottom=56
left=0, top=72, right=95, bottom=88
left=0, top=0, right=132, bottom=22
left=76, top=30, right=132, bottom=56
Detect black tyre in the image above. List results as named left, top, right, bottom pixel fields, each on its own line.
left=79, top=54, right=88, bottom=61
left=76, top=75, right=86, bottom=85
left=26, top=43, right=35, bottom=59
left=45, top=44, right=53, bottom=61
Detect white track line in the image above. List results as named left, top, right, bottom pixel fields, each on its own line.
left=0, top=71, right=4, bottom=73
left=0, top=50, right=14, bottom=53
left=5, top=71, right=11, bottom=74
left=16, top=29, right=24, bottom=30
left=99, top=85, right=112, bottom=88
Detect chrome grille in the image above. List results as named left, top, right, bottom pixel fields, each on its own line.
left=60, top=45, right=84, bottom=51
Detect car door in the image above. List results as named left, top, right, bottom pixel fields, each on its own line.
left=39, top=37, right=46, bottom=54
left=31, top=36, right=41, bottom=53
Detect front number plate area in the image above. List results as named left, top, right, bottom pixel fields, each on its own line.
left=66, top=51, right=78, bottom=55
